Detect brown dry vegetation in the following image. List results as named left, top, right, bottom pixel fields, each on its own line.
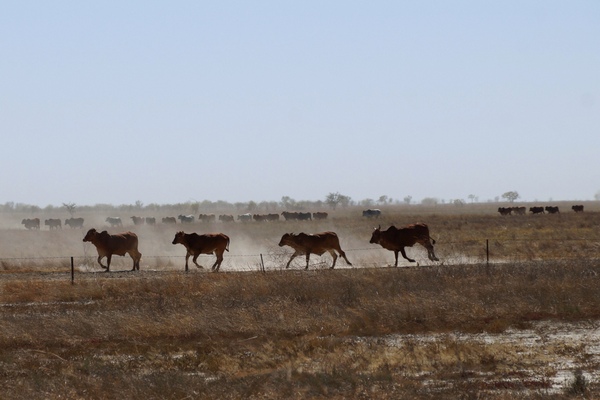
left=1, top=203, right=600, bottom=398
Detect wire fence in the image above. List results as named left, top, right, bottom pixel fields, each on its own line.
left=1, top=238, right=600, bottom=283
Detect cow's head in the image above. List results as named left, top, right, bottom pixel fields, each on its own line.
left=278, top=233, right=295, bottom=247
left=369, top=226, right=382, bottom=244
left=172, top=231, right=186, bottom=245
left=83, top=228, right=98, bottom=242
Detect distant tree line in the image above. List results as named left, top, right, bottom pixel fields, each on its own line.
left=0, top=193, right=395, bottom=215
left=3, top=190, right=579, bottom=214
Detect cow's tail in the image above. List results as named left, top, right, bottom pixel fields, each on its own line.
left=226, top=237, right=230, bottom=252
left=430, top=236, right=436, bottom=245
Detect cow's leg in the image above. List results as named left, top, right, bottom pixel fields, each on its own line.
left=97, top=255, right=109, bottom=270
left=129, top=250, right=141, bottom=271
left=305, top=253, right=311, bottom=270
left=329, top=250, right=338, bottom=269
left=426, top=244, right=439, bottom=261
left=212, top=250, right=224, bottom=272
left=338, top=249, right=352, bottom=266
left=285, top=251, right=300, bottom=269
left=420, top=240, right=439, bottom=262
left=399, top=248, right=415, bottom=263
left=192, top=253, right=203, bottom=269
left=105, top=255, right=112, bottom=272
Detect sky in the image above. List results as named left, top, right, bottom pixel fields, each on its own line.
left=1, top=1, right=599, bottom=207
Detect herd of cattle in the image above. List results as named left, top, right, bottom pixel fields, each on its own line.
left=497, top=205, right=584, bottom=215
left=18, top=205, right=589, bottom=230
left=81, top=222, right=438, bottom=273
left=20, top=209, right=384, bottom=230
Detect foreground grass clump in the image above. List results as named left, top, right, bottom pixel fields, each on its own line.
left=1, top=260, right=600, bottom=398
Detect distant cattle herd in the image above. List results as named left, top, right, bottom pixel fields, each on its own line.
left=18, top=205, right=588, bottom=231
left=498, top=205, right=584, bottom=215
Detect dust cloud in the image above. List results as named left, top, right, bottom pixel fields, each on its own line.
left=0, top=209, right=399, bottom=272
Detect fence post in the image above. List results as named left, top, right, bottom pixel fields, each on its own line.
left=486, top=239, right=489, bottom=266
left=260, top=254, right=265, bottom=273
left=71, top=256, right=75, bottom=284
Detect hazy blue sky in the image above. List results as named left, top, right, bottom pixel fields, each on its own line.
left=2, top=1, right=599, bottom=207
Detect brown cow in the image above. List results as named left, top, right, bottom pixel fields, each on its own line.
left=278, top=231, right=352, bottom=270
left=83, top=228, right=142, bottom=272
left=172, top=231, right=230, bottom=272
left=369, top=224, right=439, bottom=266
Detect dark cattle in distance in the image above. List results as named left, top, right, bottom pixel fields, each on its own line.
left=172, top=231, right=230, bottom=272
left=512, top=206, right=526, bottom=215
left=83, top=228, right=141, bottom=272
left=145, top=217, right=156, bottom=225
left=106, top=217, right=123, bottom=227
left=237, top=213, right=252, bottom=222
left=65, top=217, right=84, bottom=228
left=266, top=213, right=280, bottom=222
left=131, top=216, right=145, bottom=225
left=298, top=212, right=312, bottom=221
left=498, top=207, right=512, bottom=216
left=21, top=218, right=40, bottom=230
left=572, top=205, right=584, bottom=213
left=278, top=231, right=352, bottom=270
left=199, top=214, right=216, bottom=223
left=312, top=212, right=328, bottom=220
left=44, top=218, right=62, bottom=229
left=178, top=215, right=195, bottom=223
left=529, top=206, right=545, bottom=214
left=370, top=223, right=439, bottom=267
left=545, top=206, right=560, bottom=214
left=281, top=211, right=311, bottom=221
left=362, top=209, right=382, bottom=218
left=162, top=217, right=177, bottom=224
left=281, top=211, right=299, bottom=221
left=218, top=214, right=234, bottom=222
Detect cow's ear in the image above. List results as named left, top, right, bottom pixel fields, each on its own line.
left=378, top=225, right=381, bottom=230
left=100, top=231, right=110, bottom=238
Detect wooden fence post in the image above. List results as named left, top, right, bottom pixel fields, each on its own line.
left=71, top=256, right=75, bottom=284
left=486, top=239, right=489, bottom=266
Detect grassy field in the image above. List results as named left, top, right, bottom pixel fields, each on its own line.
left=1, top=203, right=600, bottom=398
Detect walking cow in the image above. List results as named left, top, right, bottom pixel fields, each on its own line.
left=278, top=231, right=352, bottom=270
left=370, top=224, right=439, bottom=267
left=172, top=231, right=230, bottom=272
left=83, top=228, right=142, bottom=272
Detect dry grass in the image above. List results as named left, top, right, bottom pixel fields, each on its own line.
left=1, top=204, right=600, bottom=398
